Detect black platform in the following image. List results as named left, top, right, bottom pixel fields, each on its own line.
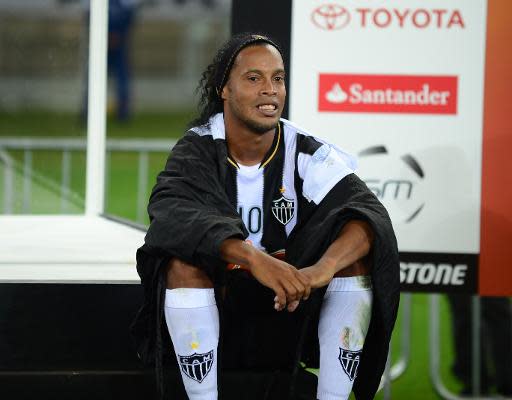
left=0, top=284, right=317, bottom=399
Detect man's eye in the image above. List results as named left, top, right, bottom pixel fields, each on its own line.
left=248, top=76, right=258, bottom=82
left=274, top=76, right=284, bottom=82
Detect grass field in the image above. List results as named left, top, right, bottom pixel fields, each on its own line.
left=0, top=109, right=192, bottom=219
left=0, top=110, right=468, bottom=399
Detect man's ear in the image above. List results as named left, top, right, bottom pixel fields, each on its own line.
left=220, top=85, right=228, bottom=100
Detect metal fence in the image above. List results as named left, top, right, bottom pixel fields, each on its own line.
left=0, top=137, right=176, bottom=221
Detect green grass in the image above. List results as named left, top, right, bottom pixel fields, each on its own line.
left=0, top=110, right=190, bottom=219
left=375, top=294, right=463, bottom=399
left=0, top=148, right=166, bottom=222
left=0, top=109, right=195, bottom=138
left=0, top=111, right=468, bottom=398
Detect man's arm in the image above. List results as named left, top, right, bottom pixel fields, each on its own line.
left=219, top=239, right=311, bottom=311
left=299, top=220, right=374, bottom=289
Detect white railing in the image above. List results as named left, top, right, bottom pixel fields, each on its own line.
left=0, top=137, right=176, bottom=222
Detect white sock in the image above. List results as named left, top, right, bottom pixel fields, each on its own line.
left=164, top=288, right=219, bottom=400
left=317, top=276, right=373, bottom=400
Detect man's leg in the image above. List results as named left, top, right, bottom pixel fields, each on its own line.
left=482, top=297, right=512, bottom=395
left=317, top=276, right=373, bottom=400
left=164, top=258, right=219, bottom=400
left=446, top=294, right=491, bottom=394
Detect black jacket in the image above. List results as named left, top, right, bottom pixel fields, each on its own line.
left=131, top=118, right=399, bottom=399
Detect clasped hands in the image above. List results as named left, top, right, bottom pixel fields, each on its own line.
left=246, top=249, right=335, bottom=313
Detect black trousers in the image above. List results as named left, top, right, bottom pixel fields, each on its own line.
left=447, top=294, right=512, bottom=395
left=221, top=270, right=321, bottom=371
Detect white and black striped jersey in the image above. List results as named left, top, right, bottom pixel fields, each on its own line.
left=190, top=113, right=357, bottom=256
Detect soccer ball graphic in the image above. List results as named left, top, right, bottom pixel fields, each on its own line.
left=357, top=145, right=425, bottom=224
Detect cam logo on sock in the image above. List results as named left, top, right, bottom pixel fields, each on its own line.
left=178, top=350, right=214, bottom=383
left=338, top=347, right=361, bottom=381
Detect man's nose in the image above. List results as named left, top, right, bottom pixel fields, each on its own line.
left=261, top=78, right=277, bottom=95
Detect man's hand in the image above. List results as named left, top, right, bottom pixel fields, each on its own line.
left=246, top=250, right=311, bottom=311
left=220, top=239, right=311, bottom=312
left=299, top=220, right=374, bottom=289
left=299, top=262, right=336, bottom=289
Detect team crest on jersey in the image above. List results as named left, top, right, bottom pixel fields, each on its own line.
left=338, top=347, right=361, bottom=381
left=272, top=195, right=295, bottom=225
left=178, top=350, right=214, bottom=383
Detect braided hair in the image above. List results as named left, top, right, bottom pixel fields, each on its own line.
left=189, top=32, right=284, bottom=128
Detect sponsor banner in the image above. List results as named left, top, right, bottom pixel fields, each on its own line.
left=318, top=74, right=458, bottom=114
left=400, top=252, right=478, bottom=293
left=310, top=4, right=466, bottom=31
left=290, top=0, right=488, bottom=293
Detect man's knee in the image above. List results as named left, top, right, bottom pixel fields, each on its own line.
left=166, top=258, right=213, bottom=289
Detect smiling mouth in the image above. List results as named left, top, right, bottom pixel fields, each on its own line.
left=258, top=104, right=277, bottom=111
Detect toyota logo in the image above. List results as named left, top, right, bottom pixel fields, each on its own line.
left=311, top=4, right=351, bottom=30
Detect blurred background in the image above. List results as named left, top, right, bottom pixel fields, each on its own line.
left=0, top=0, right=229, bottom=220
left=0, top=1, right=510, bottom=399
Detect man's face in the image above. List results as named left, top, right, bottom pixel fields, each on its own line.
left=221, top=44, right=286, bottom=134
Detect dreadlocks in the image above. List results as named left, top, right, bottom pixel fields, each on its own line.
left=189, top=32, right=284, bottom=128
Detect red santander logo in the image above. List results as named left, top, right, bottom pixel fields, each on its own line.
left=311, top=4, right=465, bottom=30
left=319, top=74, right=458, bottom=114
